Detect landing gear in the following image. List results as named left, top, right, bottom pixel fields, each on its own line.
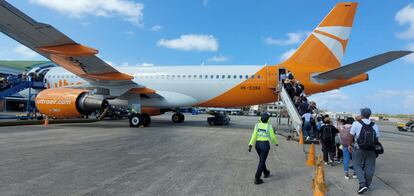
left=129, top=113, right=142, bottom=127
left=129, top=113, right=151, bottom=127
left=172, top=113, right=184, bottom=123
left=207, top=112, right=230, bottom=126
left=142, top=113, right=151, bottom=127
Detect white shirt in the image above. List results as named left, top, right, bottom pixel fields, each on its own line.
left=302, top=113, right=312, bottom=122
left=350, top=119, right=380, bottom=139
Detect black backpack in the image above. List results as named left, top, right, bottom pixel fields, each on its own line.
left=322, top=125, right=333, bottom=141
left=357, top=120, right=377, bottom=150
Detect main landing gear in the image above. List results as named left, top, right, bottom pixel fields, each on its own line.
left=172, top=113, right=185, bottom=123
left=129, top=113, right=151, bottom=127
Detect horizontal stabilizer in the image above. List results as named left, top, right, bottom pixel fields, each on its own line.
left=312, top=51, right=412, bottom=82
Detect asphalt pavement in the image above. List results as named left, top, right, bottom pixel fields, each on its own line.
left=0, top=114, right=410, bottom=196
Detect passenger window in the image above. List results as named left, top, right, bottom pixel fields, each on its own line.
left=210, top=75, right=214, bottom=79
left=193, top=75, right=197, bottom=78
left=227, top=75, right=231, bottom=79
left=245, top=75, right=249, bottom=79
left=199, top=75, right=202, bottom=78
left=222, top=75, right=225, bottom=79
left=251, top=75, right=254, bottom=79
left=216, top=75, right=219, bottom=79
left=205, top=75, right=208, bottom=79
left=183, top=75, right=186, bottom=78
left=239, top=75, right=242, bottom=79
left=177, top=75, right=181, bottom=78
left=233, top=75, right=237, bottom=79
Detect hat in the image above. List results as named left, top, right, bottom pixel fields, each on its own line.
left=261, top=113, right=270, bottom=123
left=284, top=79, right=291, bottom=83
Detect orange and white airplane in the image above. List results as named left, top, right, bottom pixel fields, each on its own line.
left=0, top=1, right=411, bottom=127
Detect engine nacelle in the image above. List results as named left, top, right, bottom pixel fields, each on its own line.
left=36, top=88, right=108, bottom=118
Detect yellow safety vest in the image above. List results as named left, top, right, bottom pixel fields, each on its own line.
left=249, top=120, right=278, bottom=145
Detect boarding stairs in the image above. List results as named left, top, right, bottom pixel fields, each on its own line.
left=0, top=80, right=44, bottom=99
left=276, top=85, right=303, bottom=136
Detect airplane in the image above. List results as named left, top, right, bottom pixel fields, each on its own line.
left=0, top=1, right=411, bottom=127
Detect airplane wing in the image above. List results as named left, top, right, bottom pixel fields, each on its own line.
left=312, top=51, right=412, bottom=82
left=0, top=0, right=133, bottom=82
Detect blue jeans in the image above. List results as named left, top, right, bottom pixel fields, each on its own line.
left=303, top=121, right=311, bottom=138
left=342, top=145, right=350, bottom=173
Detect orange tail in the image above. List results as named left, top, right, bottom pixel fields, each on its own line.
left=283, top=2, right=358, bottom=69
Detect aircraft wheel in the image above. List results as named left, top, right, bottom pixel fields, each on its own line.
left=172, top=113, right=184, bottom=123
left=129, top=113, right=143, bottom=127
left=142, top=113, right=151, bottom=127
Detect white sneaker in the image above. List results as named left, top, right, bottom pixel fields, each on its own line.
left=324, top=162, right=328, bottom=165
left=345, top=175, right=350, bottom=180
left=306, top=136, right=310, bottom=141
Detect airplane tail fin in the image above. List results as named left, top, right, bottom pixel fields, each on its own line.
left=283, top=2, right=358, bottom=68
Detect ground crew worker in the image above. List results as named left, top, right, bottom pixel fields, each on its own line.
left=248, top=113, right=278, bottom=185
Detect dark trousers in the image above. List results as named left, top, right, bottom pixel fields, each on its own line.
left=353, top=149, right=376, bottom=187
left=336, top=144, right=343, bottom=160
left=255, top=141, right=270, bottom=179
left=321, top=140, right=335, bottom=162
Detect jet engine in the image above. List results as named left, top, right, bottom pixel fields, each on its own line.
left=36, top=88, right=108, bottom=118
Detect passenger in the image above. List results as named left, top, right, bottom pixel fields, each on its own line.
left=338, top=118, right=357, bottom=180
left=283, top=79, right=295, bottom=100
left=279, top=70, right=286, bottom=83
left=335, top=118, right=343, bottom=163
left=350, top=108, right=381, bottom=194
left=319, top=117, right=338, bottom=166
left=287, top=71, right=294, bottom=80
left=294, top=81, right=305, bottom=97
left=302, top=110, right=312, bottom=141
left=298, top=97, right=309, bottom=116
left=248, top=113, right=279, bottom=185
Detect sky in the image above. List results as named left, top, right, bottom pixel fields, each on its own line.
left=0, top=0, right=413, bottom=115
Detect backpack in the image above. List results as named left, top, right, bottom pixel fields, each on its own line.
left=322, top=125, right=333, bottom=141
left=357, top=120, right=377, bottom=151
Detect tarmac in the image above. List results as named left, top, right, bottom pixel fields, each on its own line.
left=0, top=114, right=411, bottom=196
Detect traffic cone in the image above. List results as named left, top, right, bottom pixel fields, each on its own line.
left=299, top=129, right=304, bottom=144
left=314, top=154, right=328, bottom=196
left=307, top=144, right=316, bottom=167
left=43, top=116, right=49, bottom=126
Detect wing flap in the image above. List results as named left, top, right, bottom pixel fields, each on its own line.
left=312, top=51, right=412, bottom=82
left=0, top=1, right=132, bottom=82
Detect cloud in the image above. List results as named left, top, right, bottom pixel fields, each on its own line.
left=207, top=55, right=229, bottom=62
left=266, top=31, right=309, bottom=46
left=310, top=89, right=351, bottom=112
left=404, top=43, right=414, bottom=63
left=13, top=45, right=40, bottom=59
left=280, top=49, right=296, bottom=61
left=203, top=0, right=208, bottom=7
left=117, top=62, right=154, bottom=67
left=30, top=0, right=144, bottom=26
left=395, top=3, right=414, bottom=39
left=150, top=25, right=162, bottom=31
left=157, top=34, right=219, bottom=52
left=125, top=31, right=135, bottom=35
left=368, top=90, right=414, bottom=109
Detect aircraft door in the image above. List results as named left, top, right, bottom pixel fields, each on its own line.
left=266, top=66, right=277, bottom=89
